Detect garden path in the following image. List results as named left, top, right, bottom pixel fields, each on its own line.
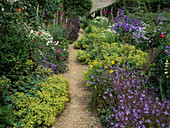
left=91, top=0, right=116, bottom=13
left=51, top=29, right=102, bottom=128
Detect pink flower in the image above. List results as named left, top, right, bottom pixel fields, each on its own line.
left=117, top=11, right=119, bottom=17
left=40, top=47, right=43, bottom=49
left=58, top=11, right=61, bottom=16
left=111, top=9, right=113, bottom=14
left=111, top=18, right=114, bottom=24
left=42, top=9, right=45, bottom=17
left=59, top=19, right=61, bottom=22
left=32, top=38, right=34, bottom=42
left=56, top=50, right=60, bottom=53
left=100, top=10, right=102, bottom=15
left=61, top=23, right=63, bottom=26
left=61, top=3, right=63, bottom=9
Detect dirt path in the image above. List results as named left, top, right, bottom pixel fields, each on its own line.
left=51, top=29, right=102, bottom=128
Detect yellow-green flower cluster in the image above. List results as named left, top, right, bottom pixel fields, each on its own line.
left=76, top=42, right=150, bottom=69
left=0, top=77, right=11, bottom=88
left=25, top=59, right=35, bottom=71
left=12, top=75, right=70, bottom=128
left=35, top=65, right=53, bottom=77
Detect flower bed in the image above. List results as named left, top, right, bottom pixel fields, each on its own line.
left=0, top=1, right=75, bottom=127
left=78, top=8, right=170, bottom=128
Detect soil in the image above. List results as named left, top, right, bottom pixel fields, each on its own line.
left=50, top=29, right=102, bottom=128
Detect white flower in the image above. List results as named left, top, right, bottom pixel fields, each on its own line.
left=46, top=41, right=53, bottom=46
left=52, top=47, right=55, bottom=51
left=49, top=37, right=53, bottom=40
left=2, top=8, right=4, bottom=11
left=91, top=12, right=95, bottom=18
left=54, top=41, right=59, bottom=45
left=37, top=49, right=44, bottom=57
left=30, top=30, right=34, bottom=33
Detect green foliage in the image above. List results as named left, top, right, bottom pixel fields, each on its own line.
left=118, top=0, right=151, bottom=13
left=80, top=16, right=91, bottom=29
left=76, top=42, right=150, bottom=69
left=11, top=0, right=63, bottom=23
left=149, top=0, right=170, bottom=12
left=12, top=75, right=70, bottom=128
left=147, top=46, right=170, bottom=99
left=0, top=1, right=39, bottom=80
left=63, top=0, right=92, bottom=16
left=37, top=0, right=63, bottom=20
left=74, top=25, right=117, bottom=49
left=90, top=16, right=111, bottom=28
left=45, top=25, right=70, bottom=42
left=127, top=11, right=170, bottom=33
left=0, top=104, right=15, bottom=128
left=0, top=77, right=15, bottom=127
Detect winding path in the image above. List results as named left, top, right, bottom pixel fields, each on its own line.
left=91, top=0, right=116, bottom=13
left=51, top=29, right=102, bottom=128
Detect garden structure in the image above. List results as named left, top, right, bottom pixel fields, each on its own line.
left=0, top=0, right=170, bottom=128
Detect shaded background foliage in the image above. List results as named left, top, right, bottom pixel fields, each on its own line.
left=63, top=0, right=92, bottom=16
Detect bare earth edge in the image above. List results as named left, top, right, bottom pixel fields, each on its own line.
left=50, top=29, right=102, bottom=128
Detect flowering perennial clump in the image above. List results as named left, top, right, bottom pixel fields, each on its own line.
left=113, top=9, right=142, bottom=34
left=85, top=65, right=170, bottom=127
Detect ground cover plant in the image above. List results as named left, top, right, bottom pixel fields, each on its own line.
left=12, top=75, right=69, bottom=128
left=84, top=63, right=170, bottom=127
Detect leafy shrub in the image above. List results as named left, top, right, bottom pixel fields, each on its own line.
left=63, top=0, right=92, bottom=16
left=146, top=44, right=170, bottom=100
left=84, top=64, right=170, bottom=127
left=74, top=25, right=117, bottom=49
left=91, top=16, right=111, bottom=28
left=80, top=16, right=91, bottom=29
left=45, top=25, right=70, bottom=41
left=12, top=75, right=70, bottom=128
left=0, top=1, right=41, bottom=81
left=77, top=42, right=150, bottom=69
left=149, top=0, right=170, bottom=12
left=37, top=0, right=63, bottom=21
left=11, top=0, right=63, bottom=23
left=0, top=77, right=15, bottom=128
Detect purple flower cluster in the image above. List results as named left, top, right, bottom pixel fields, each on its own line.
left=113, top=9, right=142, bottom=34
left=165, top=46, right=170, bottom=55
left=67, top=19, right=80, bottom=43
left=87, top=65, right=170, bottom=127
